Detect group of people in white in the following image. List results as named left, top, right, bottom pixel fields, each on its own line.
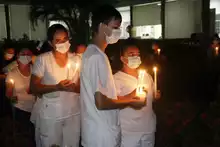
left=5, top=5, right=160, bottom=147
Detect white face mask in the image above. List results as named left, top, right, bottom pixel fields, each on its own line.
left=18, top=56, right=32, bottom=65
left=5, top=53, right=14, bottom=60
left=127, top=56, right=142, bottom=69
left=55, top=41, right=71, bottom=54
left=105, top=28, right=121, bottom=44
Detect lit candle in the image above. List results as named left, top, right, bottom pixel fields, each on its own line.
left=153, top=66, right=158, bottom=97
left=215, top=47, right=219, bottom=56
left=67, top=63, right=71, bottom=79
left=136, top=69, right=147, bottom=99
left=157, top=48, right=161, bottom=55
left=73, top=63, right=79, bottom=77
left=10, top=79, right=14, bottom=86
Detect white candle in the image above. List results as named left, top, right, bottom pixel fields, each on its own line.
left=136, top=69, right=147, bottom=99
left=73, top=63, right=79, bottom=77
left=215, top=47, right=219, bottom=56
left=153, top=66, right=158, bottom=96
left=67, top=63, right=71, bottom=79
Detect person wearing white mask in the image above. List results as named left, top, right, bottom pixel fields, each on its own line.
left=80, top=5, right=146, bottom=147
left=4, top=48, right=15, bottom=61
left=75, top=44, right=87, bottom=58
left=114, top=40, right=160, bottom=147
left=30, top=24, right=80, bottom=147
left=5, top=48, right=36, bottom=139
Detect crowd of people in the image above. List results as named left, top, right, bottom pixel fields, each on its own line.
left=0, top=4, right=220, bottom=147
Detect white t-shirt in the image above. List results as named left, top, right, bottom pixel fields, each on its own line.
left=6, top=66, right=35, bottom=112
left=80, top=44, right=120, bottom=147
left=32, top=51, right=80, bottom=118
left=114, top=71, right=156, bottom=134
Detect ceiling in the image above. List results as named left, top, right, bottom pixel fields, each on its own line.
left=0, top=0, right=160, bottom=5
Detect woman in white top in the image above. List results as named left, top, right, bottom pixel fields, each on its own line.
left=113, top=39, right=160, bottom=147
left=5, top=48, right=36, bottom=137
left=30, top=24, right=80, bottom=147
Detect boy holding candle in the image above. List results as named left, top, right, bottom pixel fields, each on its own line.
left=80, top=5, right=145, bottom=147
left=114, top=39, right=160, bottom=147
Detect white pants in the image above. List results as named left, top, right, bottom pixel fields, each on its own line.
left=121, top=131, right=155, bottom=147
left=81, top=122, right=121, bottom=147
left=37, top=115, right=80, bottom=147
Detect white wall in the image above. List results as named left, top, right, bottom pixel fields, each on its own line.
left=0, top=5, right=7, bottom=39
left=9, top=5, right=47, bottom=40
left=132, top=0, right=202, bottom=39
left=210, top=0, right=220, bottom=14
left=165, top=0, right=202, bottom=38
left=117, top=6, right=130, bottom=39
left=133, top=4, right=161, bottom=26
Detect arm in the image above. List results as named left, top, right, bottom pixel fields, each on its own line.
left=91, top=54, right=143, bottom=110
left=95, top=92, right=133, bottom=110
left=30, top=74, right=58, bottom=96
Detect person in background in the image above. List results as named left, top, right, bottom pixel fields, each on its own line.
left=4, top=47, right=15, bottom=61
left=114, top=40, right=160, bottom=147
left=1, top=48, right=17, bottom=73
left=5, top=48, right=36, bottom=140
left=76, top=44, right=87, bottom=56
left=30, top=24, right=80, bottom=147
left=80, top=5, right=145, bottom=147
left=211, top=34, right=220, bottom=49
left=0, top=47, right=16, bottom=117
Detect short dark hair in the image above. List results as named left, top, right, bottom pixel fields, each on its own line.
left=91, top=5, right=122, bottom=34
left=47, top=24, right=68, bottom=41
left=120, top=38, right=139, bottom=56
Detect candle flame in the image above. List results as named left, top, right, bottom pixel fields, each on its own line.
left=216, top=47, right=219, bottom=51
left=153, top=66, right=157, bottom=72
left=10, top=79, right=14, bottom=84
left=157, top=49, right=161, bottom=55
left=67, top=63, right=71, bottom=69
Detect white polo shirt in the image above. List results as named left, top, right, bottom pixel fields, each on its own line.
left=32, top=52, right=80, bottom=118
left=80, top=44, right=120, bottom=147
left=114, top=71, right=156, bottom=134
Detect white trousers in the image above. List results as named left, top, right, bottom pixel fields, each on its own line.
left=121, top=131, right=155, bottom=147
left=36, top=114, right=80, bottom=147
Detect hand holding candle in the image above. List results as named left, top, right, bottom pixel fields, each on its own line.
left=9, top=79, right=17, bottom=103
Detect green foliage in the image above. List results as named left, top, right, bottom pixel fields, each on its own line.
left=30, top=0, right=119, bottom=44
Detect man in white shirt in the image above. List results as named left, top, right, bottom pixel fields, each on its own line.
left=114, top=39, right=160, bottom=147
left=80, top=5, right=146, bottom=147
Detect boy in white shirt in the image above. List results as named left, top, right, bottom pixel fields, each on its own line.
left=80, top=5, right=145, bottom=147
left=114, top=39, right=160, bottom=147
